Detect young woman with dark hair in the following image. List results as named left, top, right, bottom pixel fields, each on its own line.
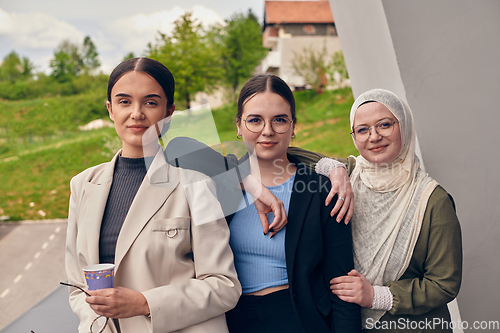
left=224, top=74, right=361, bottom=333
left=65, top=57, right=242, bottom=333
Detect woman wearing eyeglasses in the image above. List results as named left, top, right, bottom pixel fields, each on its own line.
left=317, top=89, right=463, bottom=332
left=223, top=74, right=361, bottom=333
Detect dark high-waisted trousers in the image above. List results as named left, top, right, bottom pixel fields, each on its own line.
left=226, top=289, right=305, bottom=333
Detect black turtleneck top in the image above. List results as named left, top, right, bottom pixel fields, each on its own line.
left=98, top=155, right=147, bottom=264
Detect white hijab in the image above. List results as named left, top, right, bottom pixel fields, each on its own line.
left=349, top=89, right=438, bottom=326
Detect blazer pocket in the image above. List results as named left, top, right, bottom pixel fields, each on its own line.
left=315, top=290, right=332, bottom=317
left=152, top=217, right=190, bottom=238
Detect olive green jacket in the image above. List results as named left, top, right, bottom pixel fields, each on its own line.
left=373, top=186, right=462, bottom=333
left=289, top=147, right=463, bottom=333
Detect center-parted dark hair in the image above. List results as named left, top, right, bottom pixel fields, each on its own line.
left=107, top=57, right=175, bottom=110
left=236, top=74, right=297, bottom=123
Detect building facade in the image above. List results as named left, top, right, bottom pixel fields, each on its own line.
left=261, top=0, right=342, bottom=89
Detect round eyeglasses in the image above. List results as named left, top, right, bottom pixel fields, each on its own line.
left=351, top=118, right=399, bottom=142
left=60, top=282, right=109, bottom=333
left=242, top=115, right=293, bottom=134
left=90, top=315, right=109, bottom=333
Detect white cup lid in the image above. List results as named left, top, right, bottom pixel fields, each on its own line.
left=83, top=263, right=115, bottom=272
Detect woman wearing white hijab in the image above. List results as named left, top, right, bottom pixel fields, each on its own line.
left=323, top=89, right=462, bottom=332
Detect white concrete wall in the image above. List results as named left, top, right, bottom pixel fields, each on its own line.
left=329, top=0, right=500, bottom=330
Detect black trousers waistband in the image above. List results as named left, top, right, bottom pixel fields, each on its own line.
left=226, top=289, right=305, bottom=333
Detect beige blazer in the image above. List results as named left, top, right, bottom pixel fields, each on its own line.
left=65, top=150, right=241, bottom=333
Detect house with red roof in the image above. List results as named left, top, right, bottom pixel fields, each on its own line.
left=261, top=0, right=342, bottom=89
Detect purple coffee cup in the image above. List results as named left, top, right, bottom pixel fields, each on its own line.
left=83, top=264, right=115, bottom=290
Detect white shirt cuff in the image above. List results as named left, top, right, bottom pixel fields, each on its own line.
left=315, top=157, right=346, bottom=177
left=371, top=285, right=393, bottom=311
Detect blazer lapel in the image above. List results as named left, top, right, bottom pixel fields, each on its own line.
left=83, top=152, right=118, bottom=264
left=114, top=152, right=179, bottom=274
left=285, top=168, right=314, bottom=287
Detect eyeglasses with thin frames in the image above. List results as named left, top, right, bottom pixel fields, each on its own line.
left=350, top=118, right=399, bottom=142
left=242, top=115, right=293, bottom=134
left=60, top=282, right=109, bottom=333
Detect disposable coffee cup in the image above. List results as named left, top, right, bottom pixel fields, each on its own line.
left=83, top=264, right=115, bottom=290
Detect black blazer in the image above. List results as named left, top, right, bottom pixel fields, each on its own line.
left=165, top=140, right=361, bottom=332
left=227, top=157, right=361, bottom=332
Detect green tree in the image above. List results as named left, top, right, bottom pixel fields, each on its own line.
left=0, top=51, right=35, bottom=82
left=81, top=36, right=101, bottom=74
left=20, top=56, right=35, bottom=79
left=148, top=12, right=222, bottom=109
left=50, top=40, right=83, bottom=81
left=291, top=45, right=329, bottom=94
left=218, top=10, right=268, bottom=99
left=0, top=51, right=22, bottom=82
left=1, top=51, right=21, bottom=82
left=329, top=50, right=349, bottom=86
left=123, top=52, right=136, bottom=61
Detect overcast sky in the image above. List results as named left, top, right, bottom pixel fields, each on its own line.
left=0, top=0, right=265, bottom=74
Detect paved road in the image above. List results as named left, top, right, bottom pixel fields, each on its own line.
left=0, top=220, right=68, bottom=330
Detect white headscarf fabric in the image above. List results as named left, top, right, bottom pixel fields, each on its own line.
left=349, top=89, right=438, bottom=326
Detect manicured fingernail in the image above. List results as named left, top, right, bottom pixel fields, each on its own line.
left=269, top=228, right=274, bottom=233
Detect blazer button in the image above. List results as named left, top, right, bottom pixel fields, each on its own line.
left=293, top=293, right=299, bottom=302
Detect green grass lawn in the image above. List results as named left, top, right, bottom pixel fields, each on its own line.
left=0, top=128, right=121, bottom=220
left=0, top=87, right=358, bottom=221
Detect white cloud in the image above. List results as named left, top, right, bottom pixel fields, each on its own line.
left=105, top=5, right=224, bottom=59
left=0, top=8, right=84, bottom=50
left=191, top=5, right=227, bottom=28
left=0, top=8, right=9, bottom=32
left=0, top=5, right=225, bottom=74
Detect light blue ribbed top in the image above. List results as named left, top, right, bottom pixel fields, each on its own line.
left=229, top=173, right=295, bottom=294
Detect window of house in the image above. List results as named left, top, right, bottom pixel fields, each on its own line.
left=327, top=25, right=337, bottom=36
left=303, top=25, right=316, bottom=34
